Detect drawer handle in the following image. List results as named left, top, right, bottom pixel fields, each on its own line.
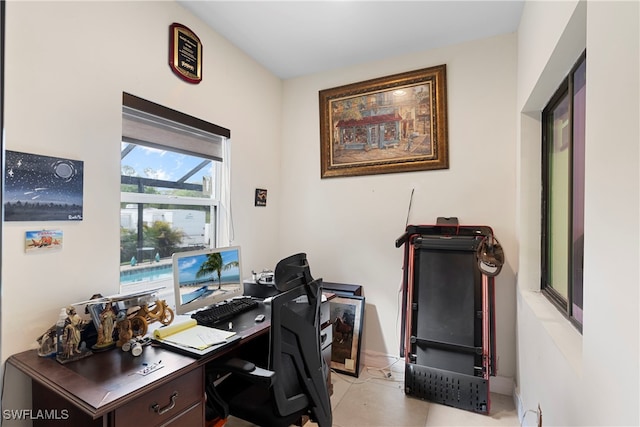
left=151, top=391, right=179, bottom=415
left=321, top=333, right=328, bottom=345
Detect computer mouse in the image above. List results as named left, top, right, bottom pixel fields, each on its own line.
left=255, top=314, right=265, bottom=322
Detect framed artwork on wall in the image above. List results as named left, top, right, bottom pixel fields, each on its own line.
left=319, top=65, right=448, bottom=178
left=25, top=229, right=63, bottom=252
left=4, top=150, right=84, bottom=221
left=330, top=295, right=365, bottom=377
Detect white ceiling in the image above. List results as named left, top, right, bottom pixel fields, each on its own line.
left=178, top=1, right=525, bottom=79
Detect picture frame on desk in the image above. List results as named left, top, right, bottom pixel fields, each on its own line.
left=330, top=295, right=364, bottom=377
left=322, top=282, right=363, bottom=297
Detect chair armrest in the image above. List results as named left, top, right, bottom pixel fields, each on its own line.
left=213, top=357, right=275, bottom=387
left=225, top=358, right=257, bottom=373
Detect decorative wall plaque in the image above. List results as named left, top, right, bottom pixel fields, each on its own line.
left=169, top=23, right=202, bottom=84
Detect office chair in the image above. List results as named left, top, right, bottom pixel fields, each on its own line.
left=274, top=252, right=314, bottom=291
left=205, top=256, right=332, bottom=427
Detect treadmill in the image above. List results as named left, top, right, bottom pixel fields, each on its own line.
left=395, top=219, right=499, bottom=414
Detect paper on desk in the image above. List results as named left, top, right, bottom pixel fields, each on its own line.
left=154, top=319, right=236, bottom=350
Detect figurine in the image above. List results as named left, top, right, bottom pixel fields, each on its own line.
left=96, top=324, right=106, bottom=346
left=64, top=306, right=84, bottom=356
left=116, top=319, right=133, bottom=348
left=37, top=326, right=57, bottom=357
left=93, top=302, right=117, bottom=350
left=56, top=305, right=92, bottom=364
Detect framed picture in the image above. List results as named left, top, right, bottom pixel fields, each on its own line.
left=319, top=64, right=448, bottom=178
left=330, top=295, right=365, bottom=377
left=4, top=150, right=84, bottom=221
left=254, top=188, right=267, bottom=206
left=25, top=229, right=63, bottom=252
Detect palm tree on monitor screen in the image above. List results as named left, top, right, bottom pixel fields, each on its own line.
left=196, top=253, right=239, bottom=290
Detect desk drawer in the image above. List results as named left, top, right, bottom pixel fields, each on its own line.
left=114, top=367, right=204, bottom=427
left=160, top=401, right=204, bottom=427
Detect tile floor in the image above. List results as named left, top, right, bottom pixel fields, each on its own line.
left=225, top=365, right=520, bottom=427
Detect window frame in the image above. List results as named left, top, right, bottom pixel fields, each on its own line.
left=120, top=93, right=230, bottom=292
left=540, top=51, right=586, bottom=332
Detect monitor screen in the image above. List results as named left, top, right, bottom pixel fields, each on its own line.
left=172, top=246, right=243, bottom=315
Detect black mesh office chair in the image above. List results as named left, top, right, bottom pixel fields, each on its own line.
left=205, top=254, right=332, bottom=427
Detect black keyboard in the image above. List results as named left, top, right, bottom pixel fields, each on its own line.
left=191, top=298, right=259, bottom=327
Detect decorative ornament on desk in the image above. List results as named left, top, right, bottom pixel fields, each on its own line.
left=36, top=325, right=57, bottom=357
left=56, top=306, right=92, bottom=364
left=92, top=302, right=117, bottom=351
left=116, top=318, right=133, bottom=348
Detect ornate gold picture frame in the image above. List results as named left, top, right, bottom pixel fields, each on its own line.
left=319, top=65, right=448, bottom=178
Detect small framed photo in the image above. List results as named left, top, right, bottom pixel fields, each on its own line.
left=255, top=188, right=267, bottom=206
left=25, top=229, right=63, bottom=252
left=330, top=295, right=365, bottom=377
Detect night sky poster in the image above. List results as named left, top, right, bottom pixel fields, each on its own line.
left=4, top=151, right=84, bottom=221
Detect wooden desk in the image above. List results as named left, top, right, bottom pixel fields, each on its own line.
left=8, top=299, right=331, bottom=427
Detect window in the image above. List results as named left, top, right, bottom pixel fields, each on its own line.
left=541, top=52, right=585, bottom=330
left=120, top=93, right=231, bottom=292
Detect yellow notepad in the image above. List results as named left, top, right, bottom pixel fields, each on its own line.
left=154, top=319, right=236, bottom=350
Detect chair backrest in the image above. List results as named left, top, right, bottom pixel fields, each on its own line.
left=268, top=277, right=332, bottom=427
left=274, top=252, right=313, bottom=292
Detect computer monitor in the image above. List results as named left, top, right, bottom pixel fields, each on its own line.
left=172, top=246, right=243, bottom=315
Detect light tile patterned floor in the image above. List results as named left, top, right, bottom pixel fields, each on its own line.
left=224, top=365, right=520, bottom=427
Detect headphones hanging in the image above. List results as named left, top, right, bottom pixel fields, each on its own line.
left=476, top=234, right=505, bottom=277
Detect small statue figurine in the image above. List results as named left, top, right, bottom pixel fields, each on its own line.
left=93, top=302, right=117, bottom=350
left=37, top=326, right=57, bottom=357
left=116, top=319, right=133, bottom=348
left=56, top=305, right=92, bottom=364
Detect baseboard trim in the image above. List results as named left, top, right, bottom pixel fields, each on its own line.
left=514, top=388, right=525, bottom=425
left=361, top=349, right=403, bottom=372
left=489, top=374, right=514, bottom=396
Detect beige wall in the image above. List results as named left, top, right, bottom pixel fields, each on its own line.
left=279, top=34, right=518, bottom=387
left=516, top=1, right=639, bottom=425
left=2, top=1, right=283, bottom=420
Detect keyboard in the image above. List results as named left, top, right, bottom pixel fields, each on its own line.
left=191, top=298, right=259, bottom=327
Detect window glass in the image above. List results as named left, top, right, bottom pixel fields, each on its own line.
left=120, top=94, right=229, bottom=292
left=541, top=52, right=585, bottom=330
left=548, top=95, right=570, bottom=300
left=121, top=144, right=215, bottom=198
left=120, top=143, right=220, bottom=291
